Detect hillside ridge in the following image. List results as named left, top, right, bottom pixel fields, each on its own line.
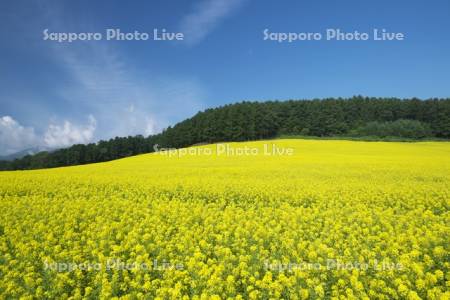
left=1, top=96, right=449, bottom=170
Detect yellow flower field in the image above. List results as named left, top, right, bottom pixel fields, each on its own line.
left=0, top=139, right=449, bottom=299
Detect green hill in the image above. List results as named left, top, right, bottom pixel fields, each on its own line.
left=1, top=96, right=449, bottom=170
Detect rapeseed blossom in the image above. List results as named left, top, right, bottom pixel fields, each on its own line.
left=0, top=140, right=448, bottom=299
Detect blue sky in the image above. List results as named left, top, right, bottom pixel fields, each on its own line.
left=0, top=0, right=449, bottom=154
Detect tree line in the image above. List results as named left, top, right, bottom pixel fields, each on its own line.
left=1, top=97, right=449, bottom=170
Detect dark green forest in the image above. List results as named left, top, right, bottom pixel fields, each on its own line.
left=1, top=97, right=449, bottom=170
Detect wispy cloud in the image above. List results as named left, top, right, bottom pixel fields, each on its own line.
left=52, top=41, right=206, bottom=139
left=180, top=0, right=248, bottom=45
left=38, top=2, right=206, bottom=142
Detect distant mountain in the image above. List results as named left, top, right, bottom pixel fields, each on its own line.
left=0, top=147, right=53, bottom=161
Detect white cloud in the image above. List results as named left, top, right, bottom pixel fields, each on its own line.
left=0, top=115, right=99, bottom=155
left=0, top=115, right=98, bottom=155
left=0, top=116, right=40, bottom=155
left=180, top=0, right=247, bottom=45
left=44, top=115, right=96, bottom=148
